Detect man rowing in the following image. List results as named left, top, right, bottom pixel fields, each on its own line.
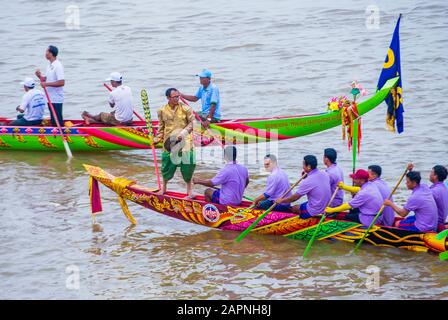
left=323, top=148, right=344, bottom=207
left=325, top=169, right=384, bottom=227
left=180, top=69, right=221, bottom=128
left=251, top=154, right=291, bottom=212
left=35, top=45, right=65, bottom=127
left=384, top=170, right=438, bottom=232
left=9, top=78, right=46, bottom=126
left=153, top=88, right=196, bottom=196
left=193, top=146, right=249, bottom=206
left=81, top=72, right=134, bottom=125
left=276, top=155, right=331, bottom=219
left=368, top=165, right=395, bottom=226
left=429, top=165, right=448, bottom=232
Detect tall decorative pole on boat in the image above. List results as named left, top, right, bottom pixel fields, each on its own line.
left=41, top=82, right=73, bottom=160
left=235, top=173, right=307, bottom=243
left=353, top=164, right=410, bottom=253
left=103, top=83, right=146, bottom=122
left=141, top=89, right=162, bottom=190
left=302, top=186, right=340, bottom=258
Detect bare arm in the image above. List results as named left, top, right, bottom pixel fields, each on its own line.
left=276, top=193, right=301, bottom=204
left=153, top=110, right=164, bottom=144
left=193, top=177, right=214, bottom=187
left=42, top=79, right=65, bottom=87
left=181, top=94, right=199, bottom=102
left=384, top=199, right=409, bottom=217
left=208, top=103, right=216, bottom=119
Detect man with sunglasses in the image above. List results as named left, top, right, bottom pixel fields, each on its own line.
left=154, top=88, right=195, bottom=196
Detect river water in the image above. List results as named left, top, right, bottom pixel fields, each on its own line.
left=0, top=0, right=447, bottom=299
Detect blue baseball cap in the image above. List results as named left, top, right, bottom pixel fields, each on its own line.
left=196, top=69, right=212, bottom=78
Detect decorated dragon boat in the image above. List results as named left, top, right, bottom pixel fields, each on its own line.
left=0, top=77, right=398, bottom=152
left=85, top=164, right=448, bottom=260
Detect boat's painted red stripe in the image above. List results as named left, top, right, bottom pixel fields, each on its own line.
left=78, top=128, right=150, bottom=149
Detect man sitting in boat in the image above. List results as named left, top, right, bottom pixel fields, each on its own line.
left=368, top=165, right=395, bottom=227
left=323, top=148, right=344, bottom=207
left=383, top=170, right=438, bottom=232
left=251, top=154, right=291, bottom=212
left=325, top=169, right=384, bottom=227
left=193, top=146, right=249, bottom=206
left=81, top=72, right=133, bottom=126
left=153, top=88, right=196, bottom=197
left=180, top=69, right=221, bottom=128
left=275, top=155, right=331, bottom=219
left=429, top=165, right=448, bottom=232
left=9, top=77, right=46, bottom=126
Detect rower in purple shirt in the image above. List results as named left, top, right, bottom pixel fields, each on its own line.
left=368, top=165, right=395, bottom=226
left=252, top=154, right=291, bottom=212
left=325, top=169, right=384, bottom=227
left=384, top=171, right=438, bottom=232
left=323, top=148, right=344, bottom=207
left=193, top=146, right=249, bottom=206
left=276, top=155, right=331, bottom=219
left=429, top=165, right=448, bottom=232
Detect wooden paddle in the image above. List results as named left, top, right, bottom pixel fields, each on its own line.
left=353, top=166, right=409, bottom=253
left=41, top=82, right=73, bottom=160
left=235, top=173, right=307, bottom=243
left=302, top=186, right=340, bottom=258
left=103, top=83, right=146, bottom=122
left=141, top=89, right=162, bottom=190
left=179, top=96, right=224, bottom=148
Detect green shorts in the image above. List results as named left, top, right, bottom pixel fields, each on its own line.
left=161, top=150, right=196, bottom=182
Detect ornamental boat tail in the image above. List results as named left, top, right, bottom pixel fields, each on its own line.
left=85, top=164, right=448, bottom=260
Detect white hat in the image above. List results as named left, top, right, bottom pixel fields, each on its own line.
left=105, top=72, right=123, bottom=82
left=20, top=77, right=35, bottom=88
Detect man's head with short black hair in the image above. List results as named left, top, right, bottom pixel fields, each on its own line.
left=323, top=148, right=337, bottom=164
left=431, top=165, right=448, bottom=182
left=406, top=171, right=421, bottom=190
left=48, top=45, right=58, bottom=57
left=368, top=165, right=382, bottom=179
left=303, top=155, right=317, bottom=173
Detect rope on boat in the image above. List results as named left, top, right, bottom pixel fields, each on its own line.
left=110, top=177, right=138, bottom=225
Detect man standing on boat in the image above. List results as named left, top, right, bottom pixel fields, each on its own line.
left=153, top=88, right=195, bottom=196
left=276, top=155, right=331, bottom=218
left=383, top=171, right=438, bottom=232
left=323, top=148, right=344, bottom=207
left=9, top=78, right=46, bottom=126
left=325, top=169, right=384, bottom=227
left=35, top=45, right=65, bottom=127
left=367, top=165, right=395, bottom=226
left=251, top=154, right=291, bottom=212
left=81, top=72, right=134, bottom=125
left=180, top=69, right=221, bottom=128
left=429, top=165, right=448, bottom=232
left=193, top=146, right=249, bottom=206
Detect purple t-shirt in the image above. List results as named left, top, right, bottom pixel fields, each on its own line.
left=295, top=169, right=331, bottom=216
left=403, top=184, right=438, bottom=232
left=348, top=181, right=383, bottom=227
left=264, top=167, right=291, bottom=203
left=211, top=162, right=249, bottom=206
left=325, top=164, right=344, bottom=207
left=430, top=182, right=448, bottom=225
left=371, top=178, right=395, bottom=227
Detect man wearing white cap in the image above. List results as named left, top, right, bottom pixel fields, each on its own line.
left=9, top=78, right=46, bottom=126
left=180, top=69, right=221, bottom=128
left=81, top=72, right=134, bottom=126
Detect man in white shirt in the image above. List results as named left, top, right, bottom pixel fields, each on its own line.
left=10, top=77, right=46, bottom=126
left=81, top=72, right=134, bottom=126
left=35, top=45, right=65, bottom=127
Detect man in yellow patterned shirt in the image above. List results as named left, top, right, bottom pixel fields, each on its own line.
left=153, top=88, right=196, bottom=196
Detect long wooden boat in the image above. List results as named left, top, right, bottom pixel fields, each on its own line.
left=0, top=77, right=399, bottom=152
left=85, top=164, right=448, bottom=260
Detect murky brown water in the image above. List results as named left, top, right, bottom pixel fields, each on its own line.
left=0, top=0, right=447, bottom=299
